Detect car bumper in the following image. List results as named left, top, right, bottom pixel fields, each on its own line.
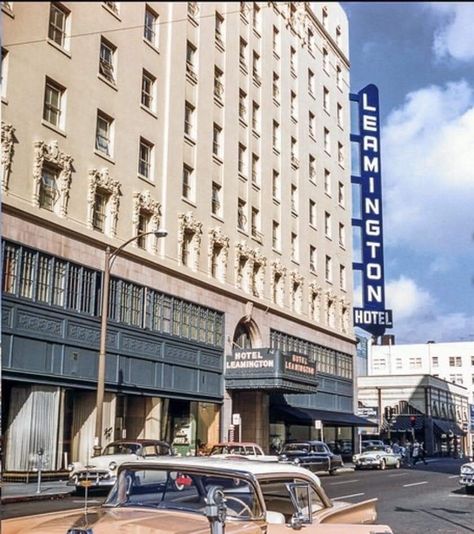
left=68, top=472, right=117, bottom=488
left=355, top=460, right=382, bottom=468
left=459, top=473, right=474, bottom=486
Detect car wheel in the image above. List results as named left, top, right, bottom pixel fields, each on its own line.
left=329, top=468, right=337, bottom=476
left=394, top=460, right=401, bottom=469
left=379, top=459, right=386, bottom=470
left=465, top=486, right=474, bottom=495
left=354, top=465, right=360, bottom=470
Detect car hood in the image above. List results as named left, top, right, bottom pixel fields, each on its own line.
left=73, top=454, right=139, bottom=470
left=2, top=508, right=259, bottom=534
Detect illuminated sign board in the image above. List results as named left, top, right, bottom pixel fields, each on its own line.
left=350, top=84, right=393, bottom=337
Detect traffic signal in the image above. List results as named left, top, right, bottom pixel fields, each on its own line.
left=410, top=416, right=416, bottom=428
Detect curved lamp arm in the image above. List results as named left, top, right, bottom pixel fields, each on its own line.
left=108, top=229, right=168, bottom=271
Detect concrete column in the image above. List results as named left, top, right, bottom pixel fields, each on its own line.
left=233, top=391, right=270, bottom=452
left=424, top=417, right=435, bottom=455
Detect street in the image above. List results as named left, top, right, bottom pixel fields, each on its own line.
left=3, top=458, right=472, bottom=533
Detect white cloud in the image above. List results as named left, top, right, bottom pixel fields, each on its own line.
left=382, top=81, right=474, bottom=252
left=429, top=3, right=474, bottom=62
left=386, top=276, right=434, bottom=321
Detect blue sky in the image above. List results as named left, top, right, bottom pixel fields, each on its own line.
left=341, top=2, right=474, bottom=343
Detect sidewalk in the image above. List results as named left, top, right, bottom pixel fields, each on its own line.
left=2, top=480, right=74, bottom=504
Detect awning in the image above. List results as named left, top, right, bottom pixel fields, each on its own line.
left=271, top=404, right=378, bottom=427
left=432, top=418, right=465, bottom=436
left=390, top=414, right=425, bottom=431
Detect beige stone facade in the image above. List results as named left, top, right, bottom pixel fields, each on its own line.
left=2, top=1, right=355, bottom=457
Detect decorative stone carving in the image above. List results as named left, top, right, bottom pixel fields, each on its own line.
left=1, top=122, right=15, bottom=193
left=252, top=248, right=267, bottom=298
left=235, top=241, right=253, bottom=292
left=290, top=271, right=304, bottom=314
left=240, top=1, right=251, bottom=19
left=309, top=282, right=322, bottom=322
left=340, top=298, right=350, bottom=334
left=325, top=290, right=337, bottom=328
left=208, top=227, right=230, bottom=282
left=271, top=260, right=286, bottom=306
left=32, top=140, right=73, bottom=217
left=178, top=211, right=203, bottom=271
left=132, top=191, right=162, bottom=253
left=87, top=168, right=121, bottom=237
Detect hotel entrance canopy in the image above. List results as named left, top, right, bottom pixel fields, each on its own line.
left=225, top=348, right=319, bottom=394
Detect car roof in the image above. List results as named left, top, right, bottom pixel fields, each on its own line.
left=284, top=440, right=325, bottom=445
left=106, top=439, right=170, bottom=447
left=120, top=455, right=322, bottom=482
left=212, top=442, right=260, bottom=447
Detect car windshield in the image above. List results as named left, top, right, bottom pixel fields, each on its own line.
left=103, top=443, right=141, bottom=455
left=210, top=445, right=247, bottom=455
left=364, top=446, right=385, bottom=452
left=282, top=443, right=310, bottom=453
left=104, top=467, right=262, bottom=520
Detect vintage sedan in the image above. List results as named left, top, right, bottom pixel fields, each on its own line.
left=209, top=442, right=279, bottom=462
left=67, top=439, right=172, bottom=491
left=3, top=457, right=393, bottom=534
left=459, top=461, right=474, bottom=493
left=353, top=446, right=401, bottom=470
left=279, top=440, right=343, bottom=475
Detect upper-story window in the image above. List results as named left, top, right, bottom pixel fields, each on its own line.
left=336, top=65, right=342, bottom=89
left=214, top=66, right=224, bottom=101
left=309, top=199, right=317, bottom=227
left=39, top=164, right=59, bottom=211
left=1, top=48, right=9, bottom=98
left=252, top=2, right=261, bottom=33
left=99, top=38, right=116, bottom=84
left=336, top=25, right=342, bottom=46
left=323, top=87, right=330, bottom=112
left=291, top=232, right=298, bottom=262
left=324, top=168, right=331, bottom=195
left=272, top=72, right=280, bottom=101
left=325, top=255, right=332, bottom=282
left=141, top=70, right=156, bottom=112
left=138, top=138, right=154, bottom=180
left=238, top=198, right=247, bottom=231
left=322, top=6, right=328, bottom=29
left=215, top=11, right=224, bottom=47
left=323, top=47, right=329, bottom=73
left=104, top=2, right=119, bottom=15
left=95, top=111, right=113, bottom=157
left=338, top=142, right=344, bottom=167
left=213, top=123, right=222, bottom=158
left=324, top=127, right=330, bottom=154
left=449, top=356, right=462, bottom=367
left=273, top=121, right=280, bottom=151
left=310, top=245, right=317, bottom=272
left=307, top=27, right=314, bottom=54
left=43, top=78, right=65, bottom=130
left=272, top=170, right=280, bottom=201
left=309, top=155, right=316, bottom=182
left=272, top=220, right=280, bottom=250
left=212, top=181, right=222, bottom=216
left=252, top=51, right=261, bottom=83
left=309, top=111, right=316, bottom=138
left=144, top=6, right=158, bottom=46
left=182, top=164, right=194, bottom=200
left=92, top=189, right=109, bottom=232
left=290, top=91, right=297, bottom=121
left=48, top=2, right=69, bottom=49
left=251, top=153, right=260, bottom=185
left=186, top=41, right=197, bottom=79
left=308, top=69, right=315, bottom=96
left=338, top=181, right=345, bottom=207
left=184, top=101, right=195, bottom=138
left=238, top=143, right=247, bottom=175
left=252, top=101, right=260, bottom=133
left=239, top=89, right=247, bottom=122
left=337, top=103, right=343, bottom=127
left=290, top=46, right=296, bottom=75
left=339, top=222, right=345, bottom=248
left=291, top=184, right=298, bottom=214
left=273, top=26, right=280, bottom=56
left=324, top=211, right=332, bottom=238
left=239, top=38, right=247, bottom=69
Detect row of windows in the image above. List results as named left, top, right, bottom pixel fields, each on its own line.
left=270, top=329, right=353, bottom=380
left=2, top=241, right=224, bottom=348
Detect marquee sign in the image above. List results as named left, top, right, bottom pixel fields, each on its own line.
left=350, top=84, right=393, bottom=337
left=225, top=348, right=318, bottom=393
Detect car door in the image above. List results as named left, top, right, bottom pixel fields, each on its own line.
left=312, top=443, right=330, bottom=471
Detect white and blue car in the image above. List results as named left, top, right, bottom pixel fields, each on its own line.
left=353, top=445, right=401, bottom=470
left=459, top=461, right=474, bottom=493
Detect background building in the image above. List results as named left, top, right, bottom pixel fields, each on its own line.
left=1, top=1, right=356, bottom=472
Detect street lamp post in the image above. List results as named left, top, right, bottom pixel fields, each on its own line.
left=93, top=229, right=167, bottom=456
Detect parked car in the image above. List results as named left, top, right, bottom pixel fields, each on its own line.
left=279, top=440, right=343, bottom=475
left=3, top=456, right=393, bottom=533
left=361, top=439, right=387, bottom=451
left=459, top=460, right=474, bottom=493
left=208, top=441, right=279, bottom=462
left=353, top=445, right=401, bottom=470
left=67, top=439, right=172, bottom=491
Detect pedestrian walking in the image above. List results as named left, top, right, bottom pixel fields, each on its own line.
left=412, top=440, right=421, bottom=466
left=418, top=442, right=428, bottom=465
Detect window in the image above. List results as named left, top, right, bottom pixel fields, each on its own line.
left=136, top=212, right=150, bottom=249
left=323, top=47, right=329, bottom=72
left=251, top=153, right=260, bottom=185
left=182, top=164, right=193, bottom=200
left=1, top=48, right=8, bottom=98
left=252, top=2, right=261, bottom=33
left=409, top=357, right=422, bottom=370
left=186, top=41, right=197, bottom=79
left=307, top=27, right=314, bottom=54
left=144, top=6, right=158, bottom=45
left=238, top=143, right=247, bottom=175
left=309, top=155, right=316, bottom=182
left=252, top=101, right=260, bottom=133
left=322, top=6, right=328, bottom=29
left=43, top=79, right=64, bottom=129
left=238, top=198, right=247, bottom=231
left=215, top=11, right=224, bottom=46
left=239, top=38, right=247, bottom=68
left=95, top=111, right=113, bottom=156
left=324, top=128, right=330, bottom=153
left=308, top=69, right=315, bottom=96
left=290, top=91, right=297, bottom=120
left=471, top=356, right=474, bottom=366
left=104, top=1, right=119, bottom=14
left=336, top=65, right=342, bottom=89
left=251, top=207, right=260, bottom=238
left=337, top=103, right=343, bottom=127
left=338, top=142, right=344, bottom=166
left=187, top=2, right=199, bottom=21
left=92, top=190, right=109, bottom=232
left=291, top=137, right=298, bottom=161
left=273, top=121, right=280, bottom=151
left=272, top=72, right=280, bottom=101
left=272, top=170, right=280, bottom=201
left=339, top=264, right=346, bottom=290
left=48, top=2, right=68, bottom=48
left=291, top=184, right=298, bottom=213
left=290, top=46, right=296, bottom=75
left=324, top=211, right=331, bottom=238
left=141, top=70, right=156, bottom=111
left=323, top=87, right=330, bottom=112
left=184, top=101, right=195, bottom=137
left=138, top=138, right=153, bottom=179
left=310, top=245, right=317, bottom=272
left=252, top=51, right=261, bottom=83
left=99, top=38, right=116, bottom=83
left=336, top=25, right=342, bottom=46
left=309, top=111, right=316, bottom=137
left=449, top=356, right=462, bottom=367
left=309, top=199, right=317, bottom=226
left=338, top=223, right=345, bottom=247
left=212, top=182, right=222, bottom=216
left=214, top=66, right=224, bottom=100
left=239, top=89, right=247, bottom=122
left=273, top=26, right=280, bottom=55
left=324, top=169, right=331, bottom=194
left=325, top=255, right=332, bottom=282
left=272, top=220, right=280, bottom=249
left=432, top=356, right=439, bottom=367
left=39, top=164, right=58, bottom=211
left=338, top=181, right=345, bottom=206
left=291, top=233, right=298, bottom=262
left=213, top=123, right=222, bottom=158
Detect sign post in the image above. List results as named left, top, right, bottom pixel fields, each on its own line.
left=315, top=420, right=323, bottom=442
left=232, top=413, right=242, bottom=442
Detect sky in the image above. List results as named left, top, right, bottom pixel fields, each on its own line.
left=340, top=2, right=474, bottom=344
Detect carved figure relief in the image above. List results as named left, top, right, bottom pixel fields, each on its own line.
left=87, top=168, right=121, bottom=237
left=309, top=282, right=322, bottom=322
left=32, top=140, right=73, bottom=217
left=340, top=298, right=350, bottom=334
left=290, top=271, right=304, bottom=314
left=178, top=211, right=203, bottom=271
left=325, top=290, right=336, bottom=328
left=132, top=191, right=162, bottom=253
left=1, top=122, right=15, bottom=193
left=208, top=227, right=230, bottom=282
left=252, top=248, right=266, bottom=298
left=271, top=260, right=287, bottom=307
